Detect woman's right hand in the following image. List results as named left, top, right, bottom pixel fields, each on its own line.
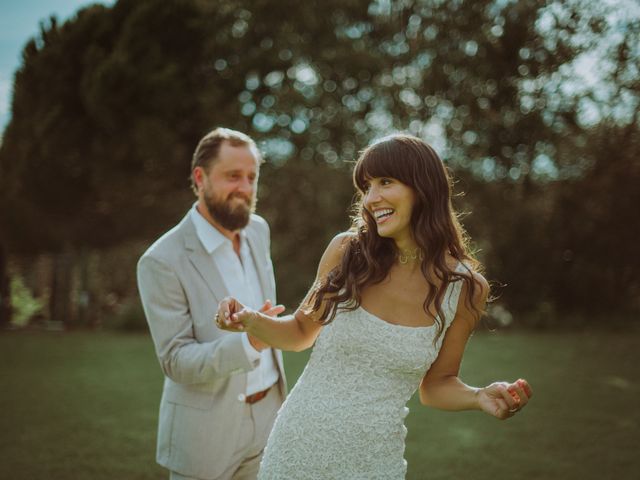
left=215, top=296, right=248, bottom=332
left=216, top=297, right=285, bottom=332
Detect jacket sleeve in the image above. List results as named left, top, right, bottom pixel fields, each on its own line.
left=137, top=254, right=258, bottom=384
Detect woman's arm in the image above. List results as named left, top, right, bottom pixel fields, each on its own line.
left=217, top=232, right=352, bottom=352
left=419, top=272, right=533, bottom=419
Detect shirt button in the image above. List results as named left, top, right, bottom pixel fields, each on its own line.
left=237, top=393, right=246, bottom=402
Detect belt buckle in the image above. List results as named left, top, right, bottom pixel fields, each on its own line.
left=245, top=386, right=271, bottom=404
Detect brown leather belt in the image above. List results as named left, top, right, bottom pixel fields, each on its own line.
left=245, top=385, right=272, bottom=404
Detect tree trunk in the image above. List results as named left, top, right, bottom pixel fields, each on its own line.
left=49, top=248, right=75, bottom=327
left=77, top=248, right=93, bottom=327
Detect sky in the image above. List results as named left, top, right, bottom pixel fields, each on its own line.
left=0, top=0, right=113, bottom=133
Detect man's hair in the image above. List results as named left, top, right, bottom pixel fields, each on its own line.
left=190, top=127, right=261, bottom=193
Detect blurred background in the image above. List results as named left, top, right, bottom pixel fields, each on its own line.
left=0, top=0, right=638, bottom=479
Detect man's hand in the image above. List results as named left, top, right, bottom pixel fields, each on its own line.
left=246, top=300, right=285, bottom=350
left=259, top=299, right=286, bottom=317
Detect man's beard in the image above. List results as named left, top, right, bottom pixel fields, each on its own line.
left=204, top=190, right=254, bottom=231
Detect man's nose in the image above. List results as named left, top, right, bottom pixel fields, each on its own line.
left=237, top=177, right=253, bottom=194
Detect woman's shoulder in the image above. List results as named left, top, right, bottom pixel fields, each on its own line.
left=318, top=231, right=355, bottom=272
left=461, top=271, right=490, bottom=315
left=469, top=271, right=490, bottom=301
left=449, top=257, right=489, bottom=301
left=326, top=231, right=356, bottom=252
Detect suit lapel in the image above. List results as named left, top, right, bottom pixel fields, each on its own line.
left=181, top=215, right=231, bottom=303
left=181, top=212, right=287, bottom=391
left=245, top=229, right=272, bottom=302
left=245, top=226, right=286, bottom=391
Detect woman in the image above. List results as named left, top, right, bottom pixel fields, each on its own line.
left=217, top=133, right=532, bottom=479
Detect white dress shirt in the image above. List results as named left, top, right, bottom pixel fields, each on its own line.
left=190, top=206, right=279, bottom=396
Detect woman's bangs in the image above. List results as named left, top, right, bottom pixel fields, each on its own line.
left=353, top=147, right=397, bottom=192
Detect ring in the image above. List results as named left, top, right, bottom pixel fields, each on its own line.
left=508, top=407, right=518, bottom=413
left=215, top=313, right=220, bottom=326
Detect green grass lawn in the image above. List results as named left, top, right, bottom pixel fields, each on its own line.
left=0, top=329, right=638, bottom=480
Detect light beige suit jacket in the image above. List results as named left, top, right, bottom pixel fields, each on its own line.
left=137, top=211, right=286, bottom=479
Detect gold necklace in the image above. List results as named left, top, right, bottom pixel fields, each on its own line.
left=397, top=247, right=424, bottom=264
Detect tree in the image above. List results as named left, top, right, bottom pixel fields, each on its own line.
left=1, top=0, right=636, bottom=326
left=0, top=0, right=405, bottom=322
left=0, top=1, right=206, bottom=324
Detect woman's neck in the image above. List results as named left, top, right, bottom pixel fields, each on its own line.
left=394, top=237, right=423, bottom=267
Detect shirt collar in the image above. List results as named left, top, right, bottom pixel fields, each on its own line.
left=190, top=203, right=245, bottom=254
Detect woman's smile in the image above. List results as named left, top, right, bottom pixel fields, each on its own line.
left=364, top=177, right=415, bottom=241
left=373, top=208, right=395, bottom=224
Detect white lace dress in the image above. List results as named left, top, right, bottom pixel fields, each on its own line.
left=258, top=276, right=463, bottom=480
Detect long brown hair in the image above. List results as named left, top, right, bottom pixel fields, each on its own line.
left=309, top=133, right=484, bottom=339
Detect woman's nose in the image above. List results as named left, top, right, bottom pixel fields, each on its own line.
left=364, top=185, right=380, bottom=207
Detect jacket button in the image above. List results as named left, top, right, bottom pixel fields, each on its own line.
left=237, top=393, right=246, bottom=402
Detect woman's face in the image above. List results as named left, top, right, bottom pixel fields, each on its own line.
left=363, top=176, right=416, bottom=243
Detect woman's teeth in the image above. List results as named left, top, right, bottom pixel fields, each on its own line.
left=374, top=209, right=394, bottom=221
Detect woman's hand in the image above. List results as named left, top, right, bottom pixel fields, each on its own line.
left=215, top=297, right=245, bottom=331
left=477, top=378, right=533, bottom=420
left=215, top=297, right=285, bottom=332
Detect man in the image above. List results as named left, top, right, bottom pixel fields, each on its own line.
left=137, top=128, right=286, bottom=480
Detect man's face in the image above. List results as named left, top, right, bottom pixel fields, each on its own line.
left=195, top=142, right=259, bottom=231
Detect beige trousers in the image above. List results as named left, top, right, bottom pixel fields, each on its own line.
left=169, top=386, right=281, bottom=480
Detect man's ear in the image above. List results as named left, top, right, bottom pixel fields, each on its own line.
left=193, top=167, right=205, bottom=190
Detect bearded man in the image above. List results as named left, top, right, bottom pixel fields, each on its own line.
left=137, top=128, right=286, bottom=480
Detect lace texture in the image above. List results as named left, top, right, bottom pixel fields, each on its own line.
left=258, top=275, right=464, bottom=480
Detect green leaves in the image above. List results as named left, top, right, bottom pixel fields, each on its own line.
left=0, top=0, right=637, bottom=318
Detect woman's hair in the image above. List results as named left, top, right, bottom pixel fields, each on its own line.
left=308, top=133, right=484, bottom=339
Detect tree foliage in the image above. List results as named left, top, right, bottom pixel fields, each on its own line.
left=0, top=0, right=638, bottom=326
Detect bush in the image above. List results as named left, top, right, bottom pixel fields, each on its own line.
left=108, top=299, right=149, bottom=332
left=10, top=275, right=44, bottom=327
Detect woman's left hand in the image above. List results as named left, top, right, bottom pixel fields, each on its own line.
left=477, top=378, right=533, bottom=420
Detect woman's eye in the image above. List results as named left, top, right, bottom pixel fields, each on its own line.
left=380, top=178, right=392, bottom=185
